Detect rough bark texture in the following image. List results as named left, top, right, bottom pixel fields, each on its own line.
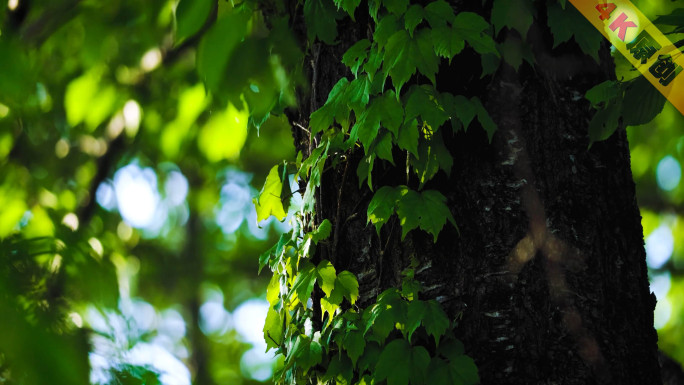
left=287, top=1, right=662, bottom=384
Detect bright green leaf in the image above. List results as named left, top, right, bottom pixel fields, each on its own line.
left=317, top=259, right=337, bottom=297
left=253, top=165, right=287, bottom=222
left=337, top=270, right=359, bottom=304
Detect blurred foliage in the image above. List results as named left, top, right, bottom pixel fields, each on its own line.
left=0, top=0, right=299, bottom=383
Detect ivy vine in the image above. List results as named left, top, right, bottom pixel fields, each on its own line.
left=253, top=0, right=649, bottom=383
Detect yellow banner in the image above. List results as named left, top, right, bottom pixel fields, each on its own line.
left=568, top=0, right=684, bottom=116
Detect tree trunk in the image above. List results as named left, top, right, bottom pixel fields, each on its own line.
left=288, top=1, right=662, bottom=384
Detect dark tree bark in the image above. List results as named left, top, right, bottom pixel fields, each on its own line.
left=287, top=1, right=662, bottom=384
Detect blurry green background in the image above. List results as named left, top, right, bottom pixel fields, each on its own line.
left=0, top=0, right=682, bottom=384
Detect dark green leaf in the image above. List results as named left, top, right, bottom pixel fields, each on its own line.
left=472, top=97, right=498, bottom=142
left=383, top=0, right=409, bottom=16
left=424, top=0, right=455, bottom=29
left=491, top=0, right=534, bottom=37
left=375, top=339, right=411, bottom=385
left=343, top=330, right=366, bottom=366
left=197, top=13, right=248, bottom=93
left=342, top=39, right=371, bottom=77
left=405, top=5, right=425, bottom=37
left=175, top=0, right=213, bottom=43
left=588, top=100, right=622, bottom=144
left=367, top=186, right=401, bottom=234
left=453, top=12, right=499, bottom=56
left=334, top=0, right=362, bottom=19
left=621, top=76, right=666, bottom=126
left=304, top=0, right=339, bottom=44
left=398, top=118, right=420, bottom=157
left=585, top=80, right=620, bottom=109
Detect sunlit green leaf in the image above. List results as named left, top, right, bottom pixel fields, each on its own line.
left=254, top=165, right=288, bottom=222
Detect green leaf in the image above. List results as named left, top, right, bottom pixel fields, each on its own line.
left=424, top=0, right=455, bottom=29
left=406, top=299, right=426, bottom=342
left=367, top=186, right=401, bottom=234
left=423, top=300, right=450, bottom=345
left=291, top=335, right=323, bottom=372
left=375, top=14, right=400, bottom=50
left=343, top=330, right=366, bottom=366
left=263, top=306, right=283, bottom=351
left=621, top=76, right=665, bottom=126
left=653, top=8, right=684, bottom=30
left=312, top=219, right=333, bottom=243
left=358, top=341, right=382, bottom=373
left=321, top=285, right=344, bottom=323
left=356, top=154, right=375, bottom=189
left=398, top=118, right=420, bottom=157
left=472, top=97, right=498, bottom=142
left=304, top=0, right=339, bottom=44
left=491, top=0, right=534, bottom=37
left=310, top=78, right=351, bottom=135
left=432, top=26, right=465, bottom=61
left=175, top=0, right=213, bottom=43
left=383, top=29, right=439, bottom=94
left=322, top=354, right=353, bottom=384
left=253, top=165, right=288, bottom=222
left=197, top=12, right=248, bottom=93
left=317, top=259, right=337, bottom=296
left=404, top=5, right=424, bottom=37
left=375, top=339, right=411, bottom=385
left=449, top=355, right=480, bottom=385
left=373, top=131, right=395, bottom=164
left=334, top=0, right=362, bottom=18
left=290, top=261, right=318, bottom=305
left=498, top=37, right=525, bottom=71
left=349, top=90, right=402, bottom=152
left=547, top=3, right=573, bottom=48
left=375, top=90, right=404, bottom=137
left=266, top=273, right=281, bottom=307
left=585, top=80, right=620, bottom=109
left=405, top=85, right=449, bottom=130
left=337, top=270, right=359, bottom=304
left=347, top=76, right=371, bottom=116
left=453, top=12, right=498, bottom=56
left=342, top=39, right=371, bottom=77
left=383, top=0, right=409, bottom=16
left=375, top=339, right=431, bottom=385
left=441, top=94, right=476, bottom=131
left=396, top=188, right=454, bottom=241
left=480, top=53, right=501, bottom=78
left=588, top=100, right=621, bottom=144
left=349, top=101, right=382, bottom=152
left=569, top=8, right=602, bottom=62
left=426, top=358, right=452, bottom=385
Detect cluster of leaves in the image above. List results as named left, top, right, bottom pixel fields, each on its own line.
left=251, top=0, right=513, bottom=382
left=259, top=227, right=478, bottom=385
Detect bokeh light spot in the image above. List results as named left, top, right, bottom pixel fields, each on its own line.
left=656, top=155, right=681, bottom=191
left=645, top=225, right=674, bottom=269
